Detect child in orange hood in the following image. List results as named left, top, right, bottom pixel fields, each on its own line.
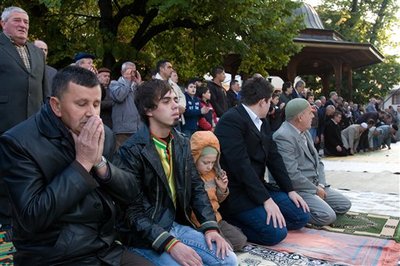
left=190, top=131, right=247, bottom=251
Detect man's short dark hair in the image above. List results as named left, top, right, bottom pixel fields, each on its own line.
left=195, top=86, right=209, bottom=99
left=156, top=59, right=170, bottom=73
left=240, top=77, right=274, bottom=106
left=135, top=79, right=172, bottom=125
left=186, top=78, right=198, bottom=88
left=211, top=66, right=224, bottom=78
left=282, top=81, right=292, bottom=92
left=333, top=111, right=342, bottom=118
left=230, top=80, right=239, bottom=88
left=52, top=66, right=100, bottom=98
left=367, top=119, right=375, bottom=126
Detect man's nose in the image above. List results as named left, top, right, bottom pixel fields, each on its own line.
left=86, top=105, right=96, bottom=116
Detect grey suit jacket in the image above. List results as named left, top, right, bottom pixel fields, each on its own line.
left=0, top=32, right=49, bottom=134
left=272, top=121, right=327, bottom=194
left=0, top=32, right=48, bottom=224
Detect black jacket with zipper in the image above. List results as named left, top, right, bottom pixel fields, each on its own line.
left=0, top=102, right=139, bottom=265
left=114, top=125, right=218, bottom=253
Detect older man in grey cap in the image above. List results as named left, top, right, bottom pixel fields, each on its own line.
left=273, top=98, right=351, bottom=226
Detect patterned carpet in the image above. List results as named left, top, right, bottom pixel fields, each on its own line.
left=0, top=230, right=14, bottom=265
left=1, top=190, right=398, bottom=265
left=310, top=211, right=400, bottom=242
left=237, top=244, right=340, bottom=266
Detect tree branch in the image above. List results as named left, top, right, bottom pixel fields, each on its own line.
left=131, top=18, right=214, bottom=51
left=369, top=0, right=389, bottom=46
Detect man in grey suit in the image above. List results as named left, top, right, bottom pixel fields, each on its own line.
left=0, top=6, right=48, bottom=227
left=273, top=98, right=351, bottom=226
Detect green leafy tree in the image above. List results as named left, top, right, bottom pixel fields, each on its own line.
left=315, top=0, right=400, bottom=103
left=1, top=0, right=304, bottom=81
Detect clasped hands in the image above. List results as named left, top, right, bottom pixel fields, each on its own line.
left=71, top=116, right=105, bottom=174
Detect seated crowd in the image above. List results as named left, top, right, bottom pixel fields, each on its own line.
left=1, top=5, right=399, bottom=266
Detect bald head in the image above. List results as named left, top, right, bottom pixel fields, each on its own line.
left=34, top=40, right=48, bottom=58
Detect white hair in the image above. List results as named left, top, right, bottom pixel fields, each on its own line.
left=121, top=62, right=135, bottom=73
left=1, top=6, right=27, bottom=22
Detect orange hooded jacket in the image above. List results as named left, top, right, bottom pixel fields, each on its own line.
left=190, top=131, right=229, bottom=226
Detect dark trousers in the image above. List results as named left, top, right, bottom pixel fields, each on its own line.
left=224, top=190, right=310, bottom=246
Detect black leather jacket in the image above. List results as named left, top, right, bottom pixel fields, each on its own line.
left=0, top=103, right=139, bottom=265
left=114, top=125, right=218, bottom=253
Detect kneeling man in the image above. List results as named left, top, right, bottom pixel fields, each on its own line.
left=273, top=98, right=351, bottom=226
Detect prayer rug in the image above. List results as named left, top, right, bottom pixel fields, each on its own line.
left=0, top=231, right=14, bottom=265
left=268, top=228, right=400, bottom=266
left=237, top=244, right=341, bottom=266
left=310, top=211, right=400, bottom=242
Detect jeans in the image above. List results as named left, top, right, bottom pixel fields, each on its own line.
left=225, top=190, right=310, bottom=246
left=308, top=127, right=317, bottom=143
left=130, top=222, right=237, bottom=266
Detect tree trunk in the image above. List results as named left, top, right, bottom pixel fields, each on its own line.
left=350, top=0, right=358, bottom=12
left=369, top=0, right=390, bottom=46
left=98, top=0, right=117, bottom=68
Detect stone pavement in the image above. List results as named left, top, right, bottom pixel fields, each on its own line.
left=323, top=142, right=400, bottom=217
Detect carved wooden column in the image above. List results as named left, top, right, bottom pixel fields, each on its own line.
left=347, top=67, right=353, bottom=100
left=287, top=57, right=300, bottom=84
left=321, top=72, right=331, bottom=96
left=333, top=59, right=343, bottom=95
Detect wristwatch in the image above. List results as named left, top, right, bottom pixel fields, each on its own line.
left=94, top=156, right=107, bottom=170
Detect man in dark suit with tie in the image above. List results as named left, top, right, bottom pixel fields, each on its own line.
left=0, top=6, right=48, bottom=228
left=273, top=98, right=351, bottom=226
left=215, top=77, right=310, bottom=246
left=226, top=79, right=241, bottom=109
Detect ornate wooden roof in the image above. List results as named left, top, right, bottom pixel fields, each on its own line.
left=292, top=3, right=384, bottom=74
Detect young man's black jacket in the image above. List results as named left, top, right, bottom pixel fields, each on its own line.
left=114, top=125, right=218, bottom=253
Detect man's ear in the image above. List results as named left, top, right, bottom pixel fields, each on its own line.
left=49, top=97, right=62, bottom=117
left=145, top=109, right=153, bottom=117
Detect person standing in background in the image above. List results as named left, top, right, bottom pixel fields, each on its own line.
left=207, top=66, right=228, bottom=118
left=226, top=80, right=241, bottom=109
left=34, top=39, right=57, bottom=89
left=155, top=60, right=186, bottom=129
left=109, top=62, right=143, bottom=148
left=0, top=6, right=49, bottom=229
left=74, top=51, right=97, bottom=73
left=97, top=67, right=113, bottom=129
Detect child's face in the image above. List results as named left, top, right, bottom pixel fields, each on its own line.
left=185, top=83, right=197, bottom=96
left=196, top=154, right=218, bottom=175
left=203, top=90, right=211, bottom=101
left=272, top=97, right=279, bottom=105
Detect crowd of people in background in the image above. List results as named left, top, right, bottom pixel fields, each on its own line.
left=1, top=5, right=399, bottom=266
left=267, top=81, right=399, bottom=157
left=91, top=59, right=399, bottom=156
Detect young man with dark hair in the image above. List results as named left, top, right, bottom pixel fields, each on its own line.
left=154, top=59, right=186, bottom=129
left=207, top=66, right=228, bottom=118
left=114, top=79, right=237, bottom=266
left=215, top=77, right=310, bottom=246
left=226, top=79, right=241, bottom=108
